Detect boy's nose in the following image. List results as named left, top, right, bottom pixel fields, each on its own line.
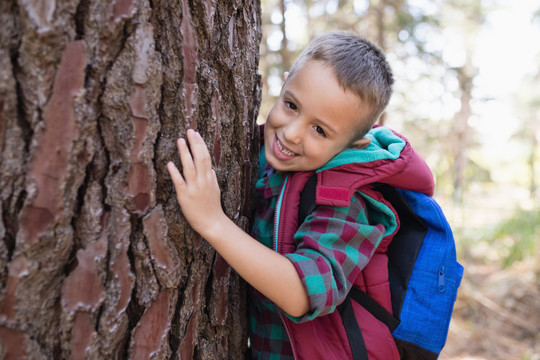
left=283, top=119, right=303, bottom=145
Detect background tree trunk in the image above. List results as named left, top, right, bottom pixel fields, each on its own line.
left=0, top=0, right=261, bottom=358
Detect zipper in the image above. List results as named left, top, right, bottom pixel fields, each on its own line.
left=279, top=311, right=299, bottom=360
left=273, top=174, right=289, bottom=253
left=272, top=174, right=298, bottom=359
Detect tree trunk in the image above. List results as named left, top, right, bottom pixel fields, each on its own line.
left=374, top=0, right=387, bottom=51
left=0, top=0, right=261, bottom=359
left=453, top=66, right=473, bottom=204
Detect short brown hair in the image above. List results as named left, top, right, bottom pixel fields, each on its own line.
left=288, top=31, right=394, bottom=138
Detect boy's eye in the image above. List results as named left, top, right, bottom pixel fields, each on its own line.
left=314, top=126, right=327, bottom=137
left=284, top=101, right=297, bottom=111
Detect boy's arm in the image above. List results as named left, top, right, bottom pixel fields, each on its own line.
left=167, top=129, right=309, bottom=317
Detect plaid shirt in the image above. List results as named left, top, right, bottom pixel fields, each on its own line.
left=248, top=166, right=388, bottom=359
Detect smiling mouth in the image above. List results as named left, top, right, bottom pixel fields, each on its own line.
left=277, top=137, right=297, bottom=156
left=272, top=136, right=298, bottom=161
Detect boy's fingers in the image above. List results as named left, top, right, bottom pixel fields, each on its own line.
left=177, top=137, right=196, bottom=181
left=167, top=161, right=185, bottom=190
left=187, top=129, right=213, bottom=172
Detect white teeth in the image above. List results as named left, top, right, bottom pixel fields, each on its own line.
left=278, top=139, right=296, bottom=156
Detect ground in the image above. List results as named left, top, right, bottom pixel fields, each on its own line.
left=439, top=258, right=539, bottom=360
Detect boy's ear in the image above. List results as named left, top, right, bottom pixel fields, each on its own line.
left=349, top=137, right=371, bottom=149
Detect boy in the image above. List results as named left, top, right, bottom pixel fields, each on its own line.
left=168, top=31, right=434, bottom=359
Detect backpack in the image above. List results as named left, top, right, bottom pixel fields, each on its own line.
left=298, top=176, right=463, bottom=360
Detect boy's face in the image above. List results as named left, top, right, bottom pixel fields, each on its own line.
left=264, top=60, right=371, bottom=173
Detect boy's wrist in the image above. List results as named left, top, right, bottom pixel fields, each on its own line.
left=196, top=211, right=232, bottom=243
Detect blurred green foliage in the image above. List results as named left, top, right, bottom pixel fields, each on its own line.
left=494, top=207, right=539, bottom=267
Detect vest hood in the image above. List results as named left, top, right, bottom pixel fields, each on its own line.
left=314, top=126, right=434, bottom=207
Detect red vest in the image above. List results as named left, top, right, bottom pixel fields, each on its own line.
left=273, top=131, right=434, bottom=360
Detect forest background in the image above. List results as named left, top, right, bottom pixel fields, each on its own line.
left=258, top=0, right=539, bottom=359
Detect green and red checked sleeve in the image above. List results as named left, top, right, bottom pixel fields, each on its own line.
left=284, top=191, right=391, bottom=322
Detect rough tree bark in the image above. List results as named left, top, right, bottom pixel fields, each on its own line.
left=0, top=0, right=261, bottom=359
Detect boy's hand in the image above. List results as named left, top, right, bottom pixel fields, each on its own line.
left=168, top=131, right=310, bottom=317
left=167, top=129, right=225, bottom=235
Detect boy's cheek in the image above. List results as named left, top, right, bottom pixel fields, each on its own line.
left=263, top=124, right=273, bottom=147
